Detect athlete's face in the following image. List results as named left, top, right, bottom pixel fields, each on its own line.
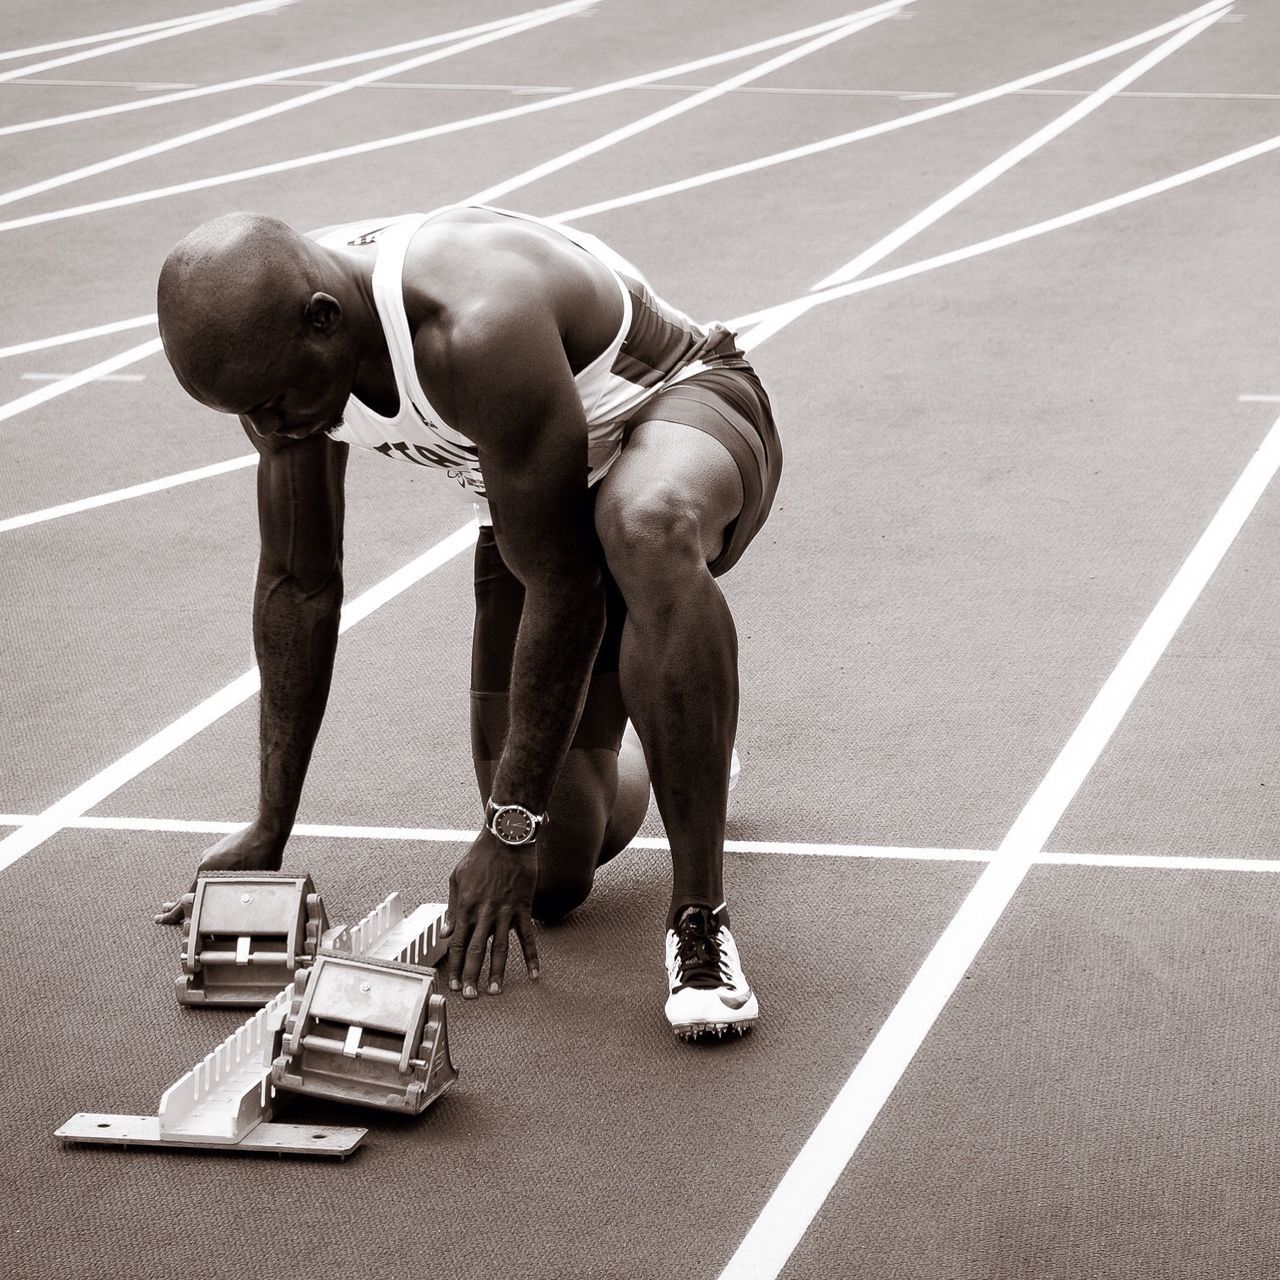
left=175, top=328, right=357, bottom=442
left=233, top=339, right=354, bottom=441
left=171, top=291, right=358, bottom=441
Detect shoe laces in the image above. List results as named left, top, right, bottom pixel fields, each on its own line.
left=672, top=905, right=729, bottom=991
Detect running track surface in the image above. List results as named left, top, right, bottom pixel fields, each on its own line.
left=2, top=2, right=1279, bottom=1278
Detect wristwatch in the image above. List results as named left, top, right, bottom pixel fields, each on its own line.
left=485, top=800, right=548, bottom=847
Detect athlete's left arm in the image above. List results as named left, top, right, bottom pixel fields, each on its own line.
left=436, top=280, right=607, bottom=996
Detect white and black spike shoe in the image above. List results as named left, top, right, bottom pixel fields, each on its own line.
left=664, top=903, right=758, bottom=1041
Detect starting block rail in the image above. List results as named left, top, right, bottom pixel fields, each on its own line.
left=57, top=890, right=451, bottom=1158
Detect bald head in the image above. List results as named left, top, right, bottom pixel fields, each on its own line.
left=157, top=212, right=331, bottom=404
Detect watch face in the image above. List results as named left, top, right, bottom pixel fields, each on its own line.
left=493, top=806, right=536, bottom=844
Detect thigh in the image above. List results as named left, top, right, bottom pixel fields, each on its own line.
left=596, top=364, right=782, bottom=576
left=597, top=416, right=743, bottom=567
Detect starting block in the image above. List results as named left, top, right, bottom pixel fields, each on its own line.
left=270, top=894, right=456, bottom=1113
left=57, top=986, right=366, bottom=1157
left=57, top=891, right=452, bottom=1157
left=177, top=871, right=343, bottom=1006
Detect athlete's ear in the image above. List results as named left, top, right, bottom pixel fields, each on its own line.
left=304, top=291, right=341, bottom=333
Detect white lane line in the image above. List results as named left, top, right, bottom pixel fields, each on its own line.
left=0, top=0, right=1245, bottom=361
left=21, top=371, right=145, bottom=382
left=1037, top=851, right=1280, bottom=873
left=0, top=4, right=273, bottom=62
left=728, top=130, right=1280, bottom=334
left=0, top=813, right=989, bottom=859
left=5, top=77, right=201, bottom=89
left=0, top=9, right=570, bottom=138
left=0, top=337, right=163, bottom=425
left=0, top=10, right=885, bottom=234
left=5, top=122, right=1275, bottom=526
left=720, top=402, right=1280, bottom=1279
left=0, top=0, right=594, bottom=212
left=1239, top=394, right=1280, bottom=403
left=0, top=522, right=480, bottom=875
left=232, top=78, right=579, bottom=93
left=470, top=0, right=914, bottom=204
left=722, top=11, right=1247, bottom=1270
left=0, top=1, right=288, bottom=87
left=0, top=0, right=1240, bottom=364
left=1, top=813, right=1278, bottom=874
left=0, top=814, right=990, bottom=861
left=0, top=314, right=160, bottom=360
left=16, top=76, right=1275, bottom=104
left=812, top=2, right=1232, bottom=291
left=553, top=0, right=1235, bottom=224
left=0, top=455, right=257, bottom=535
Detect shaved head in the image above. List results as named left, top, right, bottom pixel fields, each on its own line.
left=157, top=212, right=326, bottom=402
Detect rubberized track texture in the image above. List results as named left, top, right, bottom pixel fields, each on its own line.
left=2, top=1, right=1280, bottom=1278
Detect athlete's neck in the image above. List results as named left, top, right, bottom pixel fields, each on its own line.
left=333, top=250, right=399, bottom=417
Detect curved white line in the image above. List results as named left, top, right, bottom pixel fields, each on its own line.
left=471, top=1, right=914, bottom=204
left=0, top=0, right=288, bottom=87
left=813, top=4, right=1230, bottom=290
left=0, top=337, right=163, bottom=425
left=727, top=130, right=1280, bottom=339
left=0, top=454, right=257, bottom=534
left=0, top=0, right=595, bottom=211
left=0, top=7, right=584, bottom=138
left=0, top=314, right=158, bottom=360
left=0, top=4, right=272, bottom=63
left=0, top=10, right=890, bottom=234
left=550, top=0, right=1235, bottom=224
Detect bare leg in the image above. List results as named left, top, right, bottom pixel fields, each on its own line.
left=594, top=420, right=744, bottom=927
left=601, top=723, right=649, bottom=863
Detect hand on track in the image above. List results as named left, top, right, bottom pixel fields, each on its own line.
left=154, top=822, right=286, bottom=925
left=443, top=828, right=539, bottom=997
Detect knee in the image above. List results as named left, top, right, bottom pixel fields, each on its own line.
left=531, top=750, right=613, bottom=921
left=532, top=872, right=593, bottom=923
left=596, top=483, right=705, bottom=586
left=532, top=819, right=600, bottom=922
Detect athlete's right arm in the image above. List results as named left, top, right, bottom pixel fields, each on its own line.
left=155, top=424, right=347, bottom=924
left=248, top=420, right=348, bottom=846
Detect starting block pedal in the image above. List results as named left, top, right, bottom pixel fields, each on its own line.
left=177, top=871, right=345, bottom=1006
left=271, top=953, right=456, bottom=1114
left=270, top=895, right=455, bottom=1113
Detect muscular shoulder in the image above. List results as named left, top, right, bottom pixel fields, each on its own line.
left=404, top=234, right=565, bottom=425
left=406, top=219, right=620, bottom=395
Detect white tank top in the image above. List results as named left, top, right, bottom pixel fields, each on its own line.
left=314, top=205, right=740, bottom=501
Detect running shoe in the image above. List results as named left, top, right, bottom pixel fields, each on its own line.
left=664, top=903, right=758, bottom=1040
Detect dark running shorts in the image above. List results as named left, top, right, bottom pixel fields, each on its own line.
left=622, top=357, right=783, bottom=577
